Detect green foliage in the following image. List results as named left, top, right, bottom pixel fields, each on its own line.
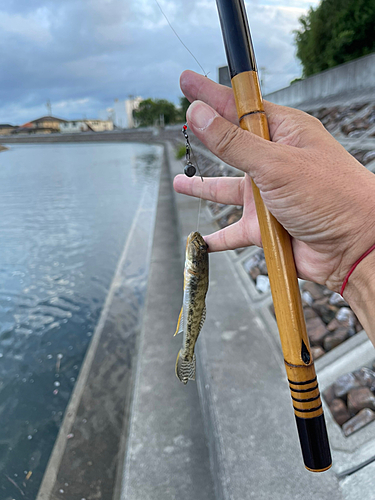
left=290, top=77, right=303, bottom=85
left=178, top=97, right=190, bottom=123
left=294, top=0, right=375, bottom=77
left=133, top=98, right=177, bottom=127
left=175, top=144, right=186, bottom=160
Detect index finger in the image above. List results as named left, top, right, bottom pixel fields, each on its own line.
left=173, top=174, right=244, bottom=205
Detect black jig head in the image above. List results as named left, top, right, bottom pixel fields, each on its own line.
left=184, top=162, right=196, bottom=177
left=182, top=124, right=203, bottom=182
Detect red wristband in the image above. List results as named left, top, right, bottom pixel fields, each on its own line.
left=340, top=243, right=375, bottom=296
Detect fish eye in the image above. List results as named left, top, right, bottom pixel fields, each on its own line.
left=199, top=245, right=206, bottom=251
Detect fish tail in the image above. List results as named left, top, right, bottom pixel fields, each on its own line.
left=175, top=349, right=196, bottom=384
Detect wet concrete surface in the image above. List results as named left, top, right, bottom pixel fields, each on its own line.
left=121, top=147, right=216, bottom=500
left=37, top=180, right=160, bottom=500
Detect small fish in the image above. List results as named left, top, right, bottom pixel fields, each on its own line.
left=175, top=231, right=209, bottom=384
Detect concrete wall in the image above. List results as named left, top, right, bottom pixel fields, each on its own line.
left=265, top=53, right=375, bottom=107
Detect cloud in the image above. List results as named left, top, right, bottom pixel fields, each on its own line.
left=257, top=0, right=319, bottom=8
left=0, top=0, right=317, bottom=124
left=0, top=9, right=52, bottom=43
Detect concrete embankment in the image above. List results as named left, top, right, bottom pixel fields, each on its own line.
left=36, top=128, right=375, bottom=499
left=0, top=127, right=179, bottom=145
left=265, top=52, right=375, bottom=109
left=36, top=137, right=214, bottom=500
left=121, top=143, right=215, bottom=500
left=36, top=148, right=162, bottom=500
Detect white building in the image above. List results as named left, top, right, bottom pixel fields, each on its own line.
left=100, top=97, right=142, bottom=129
left=125, top=97, right=142, bottom=128
left=60, top=119, right=114, bottom=133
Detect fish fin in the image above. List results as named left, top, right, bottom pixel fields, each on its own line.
left=175, top=350, right=196, bottom=384
left=174, top=307, right=184, bottom=336
left=199, top=305, right=206, bottom=332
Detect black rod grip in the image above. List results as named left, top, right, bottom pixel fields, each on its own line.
left=295, top=415, right=332, bottom=472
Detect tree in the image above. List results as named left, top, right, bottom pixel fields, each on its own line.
left=294, top=0, right=375, bottom=77
left=178, top=97, right=190, bottom=123
left=133, top=98, right=177, bottom=127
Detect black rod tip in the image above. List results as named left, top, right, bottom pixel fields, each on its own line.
left=216, top=0, right=257, bottom=78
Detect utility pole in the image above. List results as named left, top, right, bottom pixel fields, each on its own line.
left=46, top=100, right=52, bottom=116
left=259, top=66, right=267, bottom=95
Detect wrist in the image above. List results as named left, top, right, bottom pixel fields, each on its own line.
left=326, top=177, right=375, bottom=292
left=340, top=244, right=375, bottom=296
left=342, top=250, right=375, bottom=346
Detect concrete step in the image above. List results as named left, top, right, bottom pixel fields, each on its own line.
left=120, top=147, right=216, bottom=499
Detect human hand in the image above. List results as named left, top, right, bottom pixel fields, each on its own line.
left=174, top=70, right=375, bottom=293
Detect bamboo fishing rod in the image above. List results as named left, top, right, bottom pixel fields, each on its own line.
left=215, top=0, right=332, bottom=472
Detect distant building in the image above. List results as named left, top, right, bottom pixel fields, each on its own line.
left=84, top=119, right=113, bottom=132
left=125, top=97, right=142, bottom=128
left=60, top=119, right=113, bottom=133
left=60, top=121, right=89, bottom=133
left=0, top=124, right=16, bottom=135
left=23, top=116, right=68, bottom=133
left=10, top=115, right=113, bottom=135
left=218, top=66, right=231, bottom=87
left=100, top=97, right=142, bottom=128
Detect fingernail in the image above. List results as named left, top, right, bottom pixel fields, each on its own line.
left=187, top=101, right=217, bottom=131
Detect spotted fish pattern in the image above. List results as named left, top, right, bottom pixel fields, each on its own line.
left=175, top=231, right=209, bottom=384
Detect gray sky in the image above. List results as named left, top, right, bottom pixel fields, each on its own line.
left=0, top=0, right=318, bottom=125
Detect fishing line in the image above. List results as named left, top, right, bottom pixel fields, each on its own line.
left=182, top=124, right=204, bottom=231
left=154, top=0, right=208, bottom=77
left=154, top=0, right=206, bottom=232
left=190, top=139, right=204, bottom=232
left=196, top=195, right=203, bottom=232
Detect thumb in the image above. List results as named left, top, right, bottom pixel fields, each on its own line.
left=187, top=100, right=287, bottom=183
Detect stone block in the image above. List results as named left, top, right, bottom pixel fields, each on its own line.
left=329, top=398, right=351, bottom=426
left=311, top=346, right=325, bottom=360
left=306, top=316, right=329, bottom=346
left=323, top=327, right=350, bottom=351
left=333, top=372, right=362, bottom=399
left=342, top=408, right=375, bottom=437
left=302, top=282, right=325, bottom=300
left=303, top=306, right=317, bottom=320
left=347, top=387, right=375, bottom=414
left=312, top=297, right=337, bottom=324
left=353, top=367, right=375, bottom=390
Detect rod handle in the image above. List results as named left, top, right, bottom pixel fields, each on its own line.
left=231, top=71, right=332, bottom=471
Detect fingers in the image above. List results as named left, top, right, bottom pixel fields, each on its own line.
left=204, top=218, right=261, bottom=252
left=180, top=70, right=239, bottom=125
left=173, top=174, right=244, bottom=205
left=180, top=70, right=327, bottom=149
left=186, top=100, right=286, bottom=185
left=263, top=100, right=327, bottom=147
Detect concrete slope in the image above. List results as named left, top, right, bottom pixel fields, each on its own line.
left=121, top=147, right=216, bottom=499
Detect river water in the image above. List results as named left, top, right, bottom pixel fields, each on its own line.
left=0, top=142, right=162, bottom=499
